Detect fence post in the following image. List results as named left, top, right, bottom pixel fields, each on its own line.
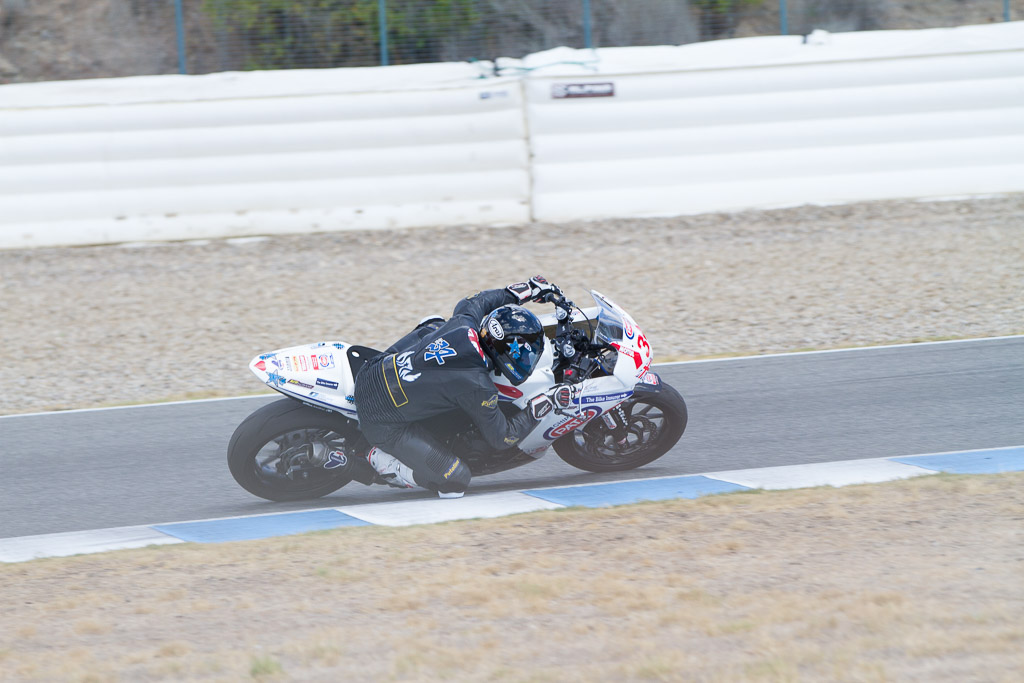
left=583, top=0, right=593, bottom=49
left=379, top=0, right=389, bottom=66
left=779, top=0, right=789, bottom=35
left=174, top=0, right=187, bottom=74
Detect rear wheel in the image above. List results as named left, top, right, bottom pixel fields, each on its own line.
left=227, top=399, right=361, bottom=502
left=553, top=384, right=687, bottom=472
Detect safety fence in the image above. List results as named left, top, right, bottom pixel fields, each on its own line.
left=1, top=21, right=1023, bottom=249
left=168, top=0, right=1023, bottom=73
left=0, top=1, right=1019, bottom=83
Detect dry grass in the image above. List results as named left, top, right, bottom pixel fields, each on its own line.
left=1, top=472, right=1022, bottom=681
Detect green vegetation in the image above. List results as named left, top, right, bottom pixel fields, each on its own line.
left=203, top=0, right=480, bottom=70
left=692, top=0, right=764, bottom=38
left=249, top=654, right=283, bottom=677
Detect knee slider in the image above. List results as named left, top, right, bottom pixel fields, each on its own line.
left=436, top=457, right=471, bottom=494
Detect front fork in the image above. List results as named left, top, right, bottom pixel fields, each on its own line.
left=600, top=402, right=632, bottom=445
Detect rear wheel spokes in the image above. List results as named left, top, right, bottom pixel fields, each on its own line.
left=254, top=428, right=349, bottom=492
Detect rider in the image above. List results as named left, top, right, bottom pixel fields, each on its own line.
left=353, top=276, right=566, bottom=498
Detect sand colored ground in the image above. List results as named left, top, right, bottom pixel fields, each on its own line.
left=2, top=194, right=1023, bottom=415
left=1, top=472, right=1021, bottom=682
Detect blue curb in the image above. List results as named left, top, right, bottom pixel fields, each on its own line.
left=891, top=446, right=1024, bottom=474
left=524, top=475, right=750, bottom=507
left=152, top=509, right=371, bottom=543
left=6, top=446, right=1023, bottom=563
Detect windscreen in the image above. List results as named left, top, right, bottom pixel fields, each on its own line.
left=590, top=291, right=625, bottom=346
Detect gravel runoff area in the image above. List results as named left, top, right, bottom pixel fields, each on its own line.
left=0, top=472, right=1021, bottom=681
left=1, top=193, right=1022, bottom=416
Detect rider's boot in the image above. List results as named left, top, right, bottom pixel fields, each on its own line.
left=367, top=448, right=417, bottom=489
left=437, top=490, right=465, bottom=499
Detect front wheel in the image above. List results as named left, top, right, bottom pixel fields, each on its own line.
left=553, top=384, right=687, bottom=472
left=227, top=398, right=361, bottom=502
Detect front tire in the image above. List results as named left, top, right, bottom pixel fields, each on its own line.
left=553, top=383, right=687, bottom=472
left=227, top=398, right=361, bottom=502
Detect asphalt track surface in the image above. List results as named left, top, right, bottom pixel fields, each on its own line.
left=2, top=337, right=1022, bottom=539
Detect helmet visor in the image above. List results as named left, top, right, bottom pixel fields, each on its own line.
left=499, top=336, right=543, bottom=384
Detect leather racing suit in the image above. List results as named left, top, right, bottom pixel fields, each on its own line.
left=352, top=288, right=539, bottom=495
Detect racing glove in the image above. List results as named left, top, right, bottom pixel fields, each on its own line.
left=527, top=383, right=577, bottom=419
left=528, top=393, right=554, bottom=420
left=506, top=276, right=562, bottom=304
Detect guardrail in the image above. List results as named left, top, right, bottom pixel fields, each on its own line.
left=1, top=21, right=1022, bottom=249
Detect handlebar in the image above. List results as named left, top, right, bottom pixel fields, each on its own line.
left=541, top=291, right=575, bottom=313
left=544, top=292, right=613, bottom=382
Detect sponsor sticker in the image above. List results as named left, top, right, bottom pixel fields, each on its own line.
left=487, top=317, right=505, bottom=340
left=316, top=378, right=339, bottom=390
left=254, top=360, right=266, bottom=371
left=551, top=82, right=615, bottom=99
left=481, top=394, right=499, bottom=409
left=543, top=407, right=601, bottom=440
left=311, top=355, right=319, bottom=370
left=287, top=378, right=314, bottom=389
left=611, top=342, right=643, bottom=369
left=324, top=450, right=348, bottom=470
left=318, top=354, right=335, bottom=369
left=639, top=372, right=660, bottom=386
left=623, top=318, right=635, bottom=339
left=443, top=458, right=461, bottom=480
left=580, top=391, right=633, bottom=405
left=504, top=362, right=522, bottom=380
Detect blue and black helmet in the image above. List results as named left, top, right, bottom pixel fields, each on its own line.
left=479, top=304, right=545, bottom=386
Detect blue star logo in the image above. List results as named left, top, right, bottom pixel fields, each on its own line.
left=509, top=338, right=522, bottom=360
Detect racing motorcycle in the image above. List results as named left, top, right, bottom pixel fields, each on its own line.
left=227, top=290, right=688, bottom=501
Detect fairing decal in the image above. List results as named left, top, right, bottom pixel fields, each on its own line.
left=250, top=341, right=357, bottom=416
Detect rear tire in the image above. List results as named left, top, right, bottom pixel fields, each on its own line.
left=227, top=398, right=361, bottom=502
left=553, top=383, right=687, bottom=473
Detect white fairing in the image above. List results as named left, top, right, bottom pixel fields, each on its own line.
left=497, top=290, right=653, bottom=455
left=249, top=290, right=654, bottom=456
left=249, top=342, right=359, bottom=417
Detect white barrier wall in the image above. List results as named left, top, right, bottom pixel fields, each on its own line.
left=1, top=22, right=1023, bottom=249
left=527, top=22, right=1024, bottom=220
left=0, top=64, right=529, bottom=248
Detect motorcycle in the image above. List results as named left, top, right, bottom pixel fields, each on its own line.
left=227, top=289, right=688, bottom=501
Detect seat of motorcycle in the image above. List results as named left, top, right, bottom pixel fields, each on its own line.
left=347, top=345, right=383, bottom=378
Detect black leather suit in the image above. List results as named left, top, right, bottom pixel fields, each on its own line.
left=353, top=289, right=539, bottom=494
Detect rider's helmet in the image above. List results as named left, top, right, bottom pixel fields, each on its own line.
left=479, top=304, right=546, bottom=385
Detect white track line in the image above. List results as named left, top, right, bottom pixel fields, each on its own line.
left=656, top=334, right=1023, bottom=366
left=2, top=335, right=1019, bottom=419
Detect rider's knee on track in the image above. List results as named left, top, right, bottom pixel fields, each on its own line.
left=429, top=457, right=471, bottom=495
